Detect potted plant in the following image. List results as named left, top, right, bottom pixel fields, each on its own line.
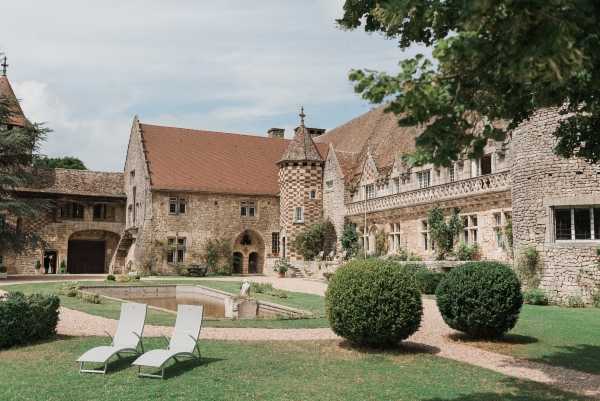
left=0, top=264, right=7, bottom=279
left=273, top=258, right=290, bottom=278
left=35, top=260, right=42, bottom=274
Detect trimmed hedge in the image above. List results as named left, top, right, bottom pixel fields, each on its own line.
left=523, top=288, right=549, bottom=305
left=436, top=261, right=523, bottom=338
left=0, top=292, right=60, bottom=349
left=325, top=259, right=422, bottom=346
left=415, top=269, right=445, bottom=295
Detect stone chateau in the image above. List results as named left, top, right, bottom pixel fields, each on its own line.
left=1, top=70, right=599, bottom=301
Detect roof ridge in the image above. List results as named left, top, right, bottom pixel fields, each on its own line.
left=139, top=122, right=289, bottom=142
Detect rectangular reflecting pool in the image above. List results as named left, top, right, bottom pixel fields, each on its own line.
left=126, top=295, right=225, bottom=318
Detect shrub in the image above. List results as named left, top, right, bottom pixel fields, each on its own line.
left=326, top=259, right=422, bottom=346
left=455, top=242, right=479, bottom=261
left=0, top=265, right=6, bottom=273
left=566, top=295, right=585, bottom=308
left=415, top=269, right=445, bottom=295
left=0, top=292, right=60, bottom=349
left=517, top=246, right=540, bottom=288
left=34, top=260, right=41, bottom=270
left=273, top=258, right=291, bottom=275
left=59, top=260, right=67, bottom=274
left=523, top=288, right=549, bottom=305
left=436, top=261, right=523, bottom=338
left=202, top=238, right=233, bottom=273
left=295, top=220, right=337, bottom=261
left=106, top=274, right=116, bottom=281
left=58, top=284, right=79, bottom=297
left=341, top=223, right=359, bottom=258
left=251, top=282, right=274, bottom=294
left=270, top=289, right=288, bottom=299
left=323, top=272, right=334, bottom=281
left=592, top=292, right=600, bottom=308
left=78, top=292, right=101, bottom=304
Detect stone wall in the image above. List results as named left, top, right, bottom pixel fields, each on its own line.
left=348, top=192, right=512, bottom=262
left=511, top=107, right=600, bottom=302
left=278, top=161, right=323, bottom=260
left=141, top=191, right=280, bottom=274
left=3, top=198, right=125, bottom=274
left=322, top=148, right=346, bottom=251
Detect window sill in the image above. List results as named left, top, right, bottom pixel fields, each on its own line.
left=293, top=221, right=305, bottom=225
left=548, top=240, right=600, bottom=248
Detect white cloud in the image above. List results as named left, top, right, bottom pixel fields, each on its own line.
left=2, top=0, right=416, bottom=171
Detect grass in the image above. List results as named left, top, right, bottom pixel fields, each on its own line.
left=0, top=337, right=592, bottom=401
left=0, top=280, right=329, bottom=329
left=452, top=304, right=600, bottom=375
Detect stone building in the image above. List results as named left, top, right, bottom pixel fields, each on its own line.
left=1, top=73, right=126, bottom=275
left=3, top=66, right=599, bottom=301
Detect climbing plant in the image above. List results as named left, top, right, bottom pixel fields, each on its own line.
left=516, top=246, right=540, bottom=288
left=341, top=223, right=359, bottom=258
left=427, top=206, right=463, bottom=260
left=295, top=219, right=337, bottom=261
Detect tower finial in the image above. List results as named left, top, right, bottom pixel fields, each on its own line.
left=299, top=106, right=306, bottom=127
left=1, top=56, right=7, bottom=76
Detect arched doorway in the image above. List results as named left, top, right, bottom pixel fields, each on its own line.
left=248, top=252, right=259, bottom=274
left=232, top=252, right=243, bottom=274
left=232, top=230, right=265, bottom=274
left=67, top=230, right=120, bottom=274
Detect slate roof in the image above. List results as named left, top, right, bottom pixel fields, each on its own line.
left=0, top=75, right=27, bottom=127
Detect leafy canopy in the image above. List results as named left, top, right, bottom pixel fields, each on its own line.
left=34, top=156, right=87, bottom=170
left=339, top=1, right=600, bottom=165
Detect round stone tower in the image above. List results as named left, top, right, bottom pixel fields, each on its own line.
left=511, top=107, right=600, bottom=302
left=277, top=108, right=324, bottom=260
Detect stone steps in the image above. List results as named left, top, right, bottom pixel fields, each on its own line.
left=287, top=266, right=306, bottom=278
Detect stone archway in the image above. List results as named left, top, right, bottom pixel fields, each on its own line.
left=233, top=230, right=265, bottom=274
left=67, top=230, right=120, bottom=274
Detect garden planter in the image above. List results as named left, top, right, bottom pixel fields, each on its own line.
left=278, top=272, right=286, bottom=278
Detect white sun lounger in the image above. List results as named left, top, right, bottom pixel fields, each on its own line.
left=133, top=304, right=204, bottom=379
left=77, top=302, right=147, bottom=374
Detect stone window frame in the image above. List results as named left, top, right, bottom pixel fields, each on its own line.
left=416, top=170, right=431, bottom=189
left=271, top=232, right=280, bottom=255
left=92, top=203, right=115, bottom=222
left=421, top=220, right=430, bottom=250
left=309, top=190, right=317, bottom=200
left=167, top=236, right=186, bottom=264
left=388, top=223, right=401, bottom=253
left=169, top=196, right=187, bottom=216
left=240, top=200, right=257, bottom=218
left=325, top=180, right=334, bottom=192
left=448, top=163, right=456, bottom=183
left=551, top=206, right=600, bottom=242
left=462, top=214, right=479, bottom=244
left=59, top=201, right=85, bottom=220
left=392, top=177, right=400, bottom=193
left=364, top=184, right=375, bottom=200
left=492, top=211, right=511, bottom=248
left=293, top=207, right=304, bottom=224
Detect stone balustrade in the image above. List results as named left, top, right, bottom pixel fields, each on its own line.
left=346, top=171, right=511, bottom=216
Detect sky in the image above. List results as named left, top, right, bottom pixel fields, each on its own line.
left=2, top=0, right=420, bottom=172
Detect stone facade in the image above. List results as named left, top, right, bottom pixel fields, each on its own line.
left=2, top=169, right=126, bottom=275
left=511, top=108, right=600, bottom=302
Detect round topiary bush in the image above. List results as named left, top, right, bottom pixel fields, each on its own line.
left=436, top=261, right=523, bottom=338
left=325, top=258, right=422, bottom=346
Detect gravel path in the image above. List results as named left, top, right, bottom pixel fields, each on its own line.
left=3, top=278, right=599, bottom=397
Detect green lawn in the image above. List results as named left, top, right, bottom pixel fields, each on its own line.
left=0, top=337, right=591, bottom=401
left=454, top=304, right=600, bottom=375
left=0, top=280, right=329, bottom=329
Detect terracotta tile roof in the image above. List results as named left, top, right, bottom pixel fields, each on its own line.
left=0, top=76, right=27, bottom=127
left=315, top=105, right=419, bottom=181
left=140, top=123, right=328, bottom=196
left=19, top=168, right=124, bottom=198
left=278, top=124, right=323, bottom=164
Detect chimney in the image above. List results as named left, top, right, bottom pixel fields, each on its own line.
left=267, top=128, right=285, bottom=139
left=294, top=126, right=326, bottom=138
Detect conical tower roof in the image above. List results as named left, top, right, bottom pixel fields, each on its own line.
left=278, top=107, right=323, bottom=164
left=0, top=74, right=27, bottom=128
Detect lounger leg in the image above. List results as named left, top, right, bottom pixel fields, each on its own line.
left=79, top=361, right=108, bottom=375
left=138, top=366, right=166, bottom=379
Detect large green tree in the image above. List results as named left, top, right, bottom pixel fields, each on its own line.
left=0, top=84, right=51, bottom=253
left=34, top=156, right=87, bottom=170
left=339, top=1, right=600, bottom=165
